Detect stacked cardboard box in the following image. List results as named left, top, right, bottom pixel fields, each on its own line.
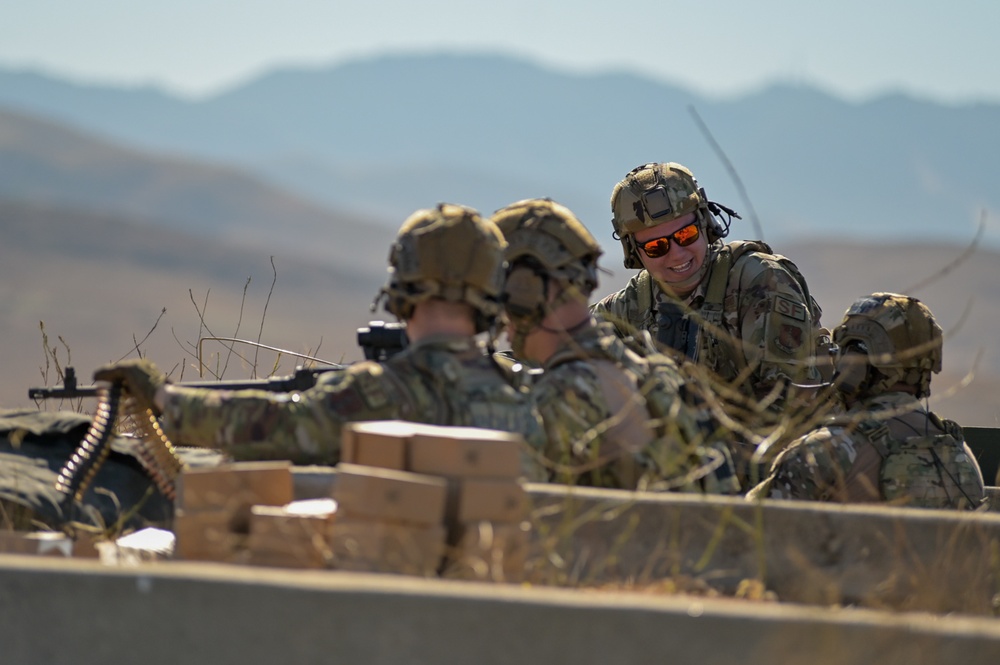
left=246, top=498, right=337, bottom=569
left=332, top=421, right=530, bottom=581
left=331, top=462, right=448, bottom=575
left=173, top=461, right=293, bottom=562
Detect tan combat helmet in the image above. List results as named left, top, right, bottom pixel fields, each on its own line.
left=377, top=203, right=507, bottom=333
left=610, top=162, right=734, bottom=269
left=491, top=198, right=602, bottom=327
left=832, top=292, right=943, bottom=398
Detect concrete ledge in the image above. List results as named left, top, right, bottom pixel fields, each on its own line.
left=274, top=467, right=1000, bottom=615
left=2, top=556, right=1000, bottom=665
left=525, top=484, right=1000, bottom=615
left=291, top=469, right=1000, bottom=614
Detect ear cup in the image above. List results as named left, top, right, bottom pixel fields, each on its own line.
left=504, top=267, right=548, bottom=322
left=699, top=188, right=727, bottom=241
left=834, top=351, right=870, bottom=397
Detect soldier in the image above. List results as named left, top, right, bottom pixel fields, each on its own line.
left=748, top=293, right=986, bottom=509
left=492, top=198, right=739, bottom=493
left=592, top=162, right=830, bottom=403
left=94, top=203, right=547, bottom=473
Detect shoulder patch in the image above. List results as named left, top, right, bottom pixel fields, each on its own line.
left=774, top=295, right=807, bottom=322
left=775, top=324, right=804, bottom=353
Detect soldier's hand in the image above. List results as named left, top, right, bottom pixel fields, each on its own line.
left=93, top=359, right=167, bottom=415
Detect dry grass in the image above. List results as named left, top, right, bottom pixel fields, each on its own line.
left=6, top=203, right=1000, bottom=622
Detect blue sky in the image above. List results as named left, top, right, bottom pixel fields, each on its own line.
left=1, top=0, right=997, bottom=103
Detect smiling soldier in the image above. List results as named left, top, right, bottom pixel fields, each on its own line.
left=592, top=162, right=831, bottom=404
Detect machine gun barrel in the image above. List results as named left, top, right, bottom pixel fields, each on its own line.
left=28, top=320, right=408, bottom=401
left=28, top=365, right=343, bottom=401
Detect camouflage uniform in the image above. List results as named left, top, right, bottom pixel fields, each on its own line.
left=96, top=204, right=547, bottom=478
left=751, top=392, right=985, bottom=508
left=491, top=198, right=740, bottom=493
left=592, top=162, right=827, bottom=399
left=593, top=241, right=825, bottom=396
left=531, top=321, right=740, bottom=493
left=160, top=334, right=546, bottom=470
left=749, top=292, right=986, bottom=509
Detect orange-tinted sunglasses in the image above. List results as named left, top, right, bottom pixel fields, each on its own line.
left=638, top=222, right=701, bottom=258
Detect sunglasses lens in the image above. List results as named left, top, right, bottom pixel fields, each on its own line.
left=639, top=223, right=701, bottom=258
left=641, top=237, right=670, bottom=258
left=674, top=223, right=700, bottom=246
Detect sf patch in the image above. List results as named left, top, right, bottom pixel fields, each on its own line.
left=774, top=295, right=807, bottom=322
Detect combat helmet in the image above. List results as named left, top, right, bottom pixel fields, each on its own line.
left=610, top=162, right=737, bottom=269
left=377, top=203, right=507, bottom=333
left=832, top=292, right=943, bottom=398
left=491, top=198, right=602, bottom=327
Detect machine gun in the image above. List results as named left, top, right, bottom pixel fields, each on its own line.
left=28, top=320, right=410, bottom=401
left=26, top=321, right=410, bottom=512
left=28, top=364, right=337, bottom=402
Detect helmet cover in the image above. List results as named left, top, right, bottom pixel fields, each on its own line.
left=380, top=203, right=506, bottom=333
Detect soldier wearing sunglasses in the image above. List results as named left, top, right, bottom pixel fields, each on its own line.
left=493, top=198, right=740, bottom=494
left=592, top=162, right=830, bottom=405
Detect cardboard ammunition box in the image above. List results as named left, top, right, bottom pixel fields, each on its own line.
left=176, top=467, right=241, bottom=511
left=173, top=509, right=245, bottom=562
left=247, top=500, right=337, bottom=557
left=330, top=519, right=447, bottom=576
left=0, top=530, right=73, bottom=557
left=443, top=520, right=530, bottom=582
left=407, top=425, right=524, bottom=479
left=448, top=478, right=528, bottom=524
left=333, top=463, right=447, bottom=527
left=176, top=462, right=294, bottom=529
left=341, top=421, right=413, bottom=470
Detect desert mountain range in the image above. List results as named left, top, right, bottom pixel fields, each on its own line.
left=1, top=54, right=997, bottom=425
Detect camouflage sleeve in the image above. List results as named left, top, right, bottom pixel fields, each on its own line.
left=532, top=363, right=622, bottom=487
left=160, top=362, right=404, bottom=464
left=734, top=254, right=819, bottom=394
left=757, top=426, right=858, bottom=501
left=533, top=360, right=737, bottom=493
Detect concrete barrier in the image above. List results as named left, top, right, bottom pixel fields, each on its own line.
left=289, top=469, right=1000, bottom=614
left=1, top=556, right=999, bottom=665
left=167, top=434, right=1000, bottom=606
left=525, top=485, right=1000, bottom=615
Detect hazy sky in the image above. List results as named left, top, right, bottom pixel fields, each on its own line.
left=1, top=1, right=997, bottom=104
